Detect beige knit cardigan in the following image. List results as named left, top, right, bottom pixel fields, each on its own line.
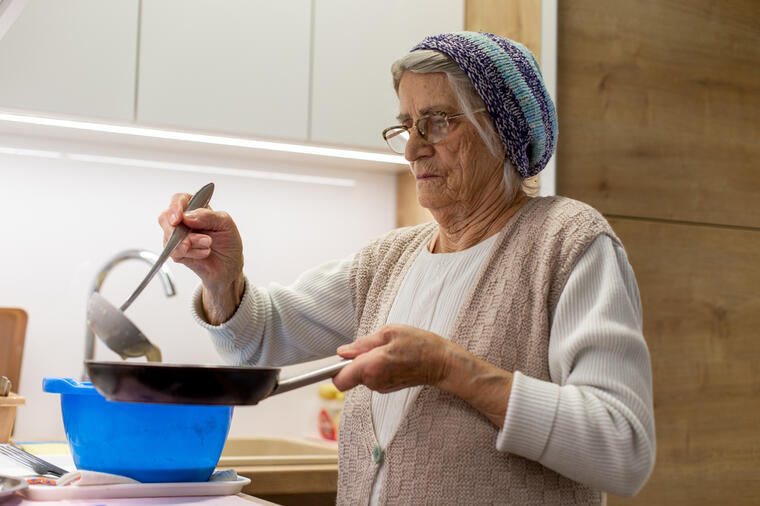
left=337, top=196, right=616, bottom=505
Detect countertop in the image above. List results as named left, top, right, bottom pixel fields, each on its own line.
left=1, top=492, right=278, bottom=505
left=0, top=438, right=339, bottom=504
left=0, top=452, right=278, bottom=505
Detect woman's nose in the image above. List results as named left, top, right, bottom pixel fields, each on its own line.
left=404, top=128, right=434, bottom=162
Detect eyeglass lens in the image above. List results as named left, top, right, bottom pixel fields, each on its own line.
left=385, top=115, right=450, bottom=154
left=422, top=115, right=449, bottom=143
left=385, top=128, right=410, bottom=154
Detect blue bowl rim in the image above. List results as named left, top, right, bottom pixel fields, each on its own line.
left=43, top=377, right=101, bottom=396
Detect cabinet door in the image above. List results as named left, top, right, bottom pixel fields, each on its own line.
left=137, top=0, right=311, bottom=141
left=311, top=0, right=464, bottom=150
left=0, top=0, right=139, bottom=121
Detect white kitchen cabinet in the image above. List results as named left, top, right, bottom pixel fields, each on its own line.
left=0, top=0, right=139, bottom=121
left=137, top=0, right=311, bottom=141
left=310, top=0, right=464, bottom=150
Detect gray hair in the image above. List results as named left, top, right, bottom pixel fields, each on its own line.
left=391, top=50, right=534, bottom=199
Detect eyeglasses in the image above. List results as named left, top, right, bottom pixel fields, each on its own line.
left=382, top=109, right=486, bottom=154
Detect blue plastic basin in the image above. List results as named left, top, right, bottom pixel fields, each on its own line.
left=43, top=377, right=233, bottom=483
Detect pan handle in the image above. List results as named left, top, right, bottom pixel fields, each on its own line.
left=271, top=359, right=351, bottom=396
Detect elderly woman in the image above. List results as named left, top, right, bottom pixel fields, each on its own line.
left=159, top=32, right=655, bottom=505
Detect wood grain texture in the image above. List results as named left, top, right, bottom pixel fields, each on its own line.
left=607, top=218, right=760, bottom=505
left=0, top=308, right=27, bottom=391
left=557, top=0, right=760, bottom=228
left=396, top=171, right=433, bottom=227
left=232, top=464, right=337, bottom=495
left=466, top=0, right=541, bottom=58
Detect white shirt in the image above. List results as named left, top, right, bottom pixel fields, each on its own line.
left=369, top=233, right=500, bottom=502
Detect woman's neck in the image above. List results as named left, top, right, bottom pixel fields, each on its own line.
left=429, top=192, right=530, bottom=253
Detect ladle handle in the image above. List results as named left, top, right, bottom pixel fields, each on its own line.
left=271, top=359, right=351, bottom=396
left=120, top=182, right=215, bottom=312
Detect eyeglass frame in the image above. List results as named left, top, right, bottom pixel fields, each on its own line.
left=381, top=108, right=486, bottom=154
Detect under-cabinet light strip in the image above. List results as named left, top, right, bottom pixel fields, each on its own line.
left=0, top=112, right=407, bottom=165
left=0, top=146, right=357, bottom=187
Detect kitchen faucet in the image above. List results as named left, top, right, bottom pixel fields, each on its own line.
left=82, top=249, right=177, bottom=380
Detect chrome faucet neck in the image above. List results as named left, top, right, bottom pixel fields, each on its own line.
left=83, top=249, right=176, bottom=380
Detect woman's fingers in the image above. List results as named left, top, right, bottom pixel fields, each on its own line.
left=182, top=208, right=232, bottom=231
left=158, top=193, right=191, bottom=240
left=171, top=233, right=212, bottom=260
left=336, top=331, right=390, bottom=358
left=158, top=193, right=190, bottom=229
left=159, top=192, right=217, bottom=233
left=334, top=329, right=394, bottom=390
left=160, top=210, right=223, bottom=250
left=182, top=246, right=212, bottom=259
left=333, top=351, right=382, bottom=391
left=169, top=193, right=191, bottom=225
left=334, top=324, right=453, bottom=392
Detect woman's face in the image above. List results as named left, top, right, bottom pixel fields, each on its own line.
left=397, top=71, right=504, bottom=213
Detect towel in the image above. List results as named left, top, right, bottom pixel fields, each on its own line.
left=53, top=469, right=238, bottom=486
left=56, top=470, right=140, bottom=486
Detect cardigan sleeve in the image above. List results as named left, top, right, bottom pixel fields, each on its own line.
left=496, top=235, right=656, bottom=497
left=191, top=256, right=357, bottom=367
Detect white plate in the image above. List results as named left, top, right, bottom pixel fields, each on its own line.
left=0, top=474, right=28, bottom=499
left=19, top=476, right=250, bottom=501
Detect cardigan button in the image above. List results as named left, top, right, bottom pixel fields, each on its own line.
left=372, top=445, right=384, bottom=463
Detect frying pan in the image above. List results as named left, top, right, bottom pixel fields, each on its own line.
left=85, top=359, right=350, bottom=405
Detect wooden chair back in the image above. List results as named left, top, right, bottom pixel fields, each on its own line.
left=0, top=308, right=27, bottom=391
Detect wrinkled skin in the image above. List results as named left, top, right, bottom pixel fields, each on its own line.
left=157, top=195, right=245, bottom=324
left=333, top=324, right=453, bottom=393
left=334, top=323, right=513, bottom=428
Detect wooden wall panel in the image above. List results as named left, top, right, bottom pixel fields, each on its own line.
left=396, top=170, right=433, bottom=227
left=465, top=0, right=541, bottom=58
left=560, top=2, right=760, bottom=503
left=557, top=0, right=760, bottom=228
left=0, top=308, right=27, bottom=391
left=607, top=218, right=760, bottom=505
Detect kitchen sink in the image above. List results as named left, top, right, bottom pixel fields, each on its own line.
left=219, top=437, right=337, bottom=467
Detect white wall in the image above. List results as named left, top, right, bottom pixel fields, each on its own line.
left=0, top=133, right=396, bottom=441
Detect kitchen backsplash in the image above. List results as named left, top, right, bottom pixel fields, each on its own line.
left=0, top=135, right=396, bottom=440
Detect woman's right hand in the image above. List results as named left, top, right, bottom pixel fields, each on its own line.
left=158, top=192, right=245, bottom=324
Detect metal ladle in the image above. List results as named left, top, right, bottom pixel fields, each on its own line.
left=86, top=182, right=215, bottom=362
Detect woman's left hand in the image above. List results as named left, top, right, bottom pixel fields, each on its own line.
left=333, top=324, right=454, bottom=393
left=333, top=323, right=514, bottom=428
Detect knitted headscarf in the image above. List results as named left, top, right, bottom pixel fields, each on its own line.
left=411, top=32, right=557, bottom=179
